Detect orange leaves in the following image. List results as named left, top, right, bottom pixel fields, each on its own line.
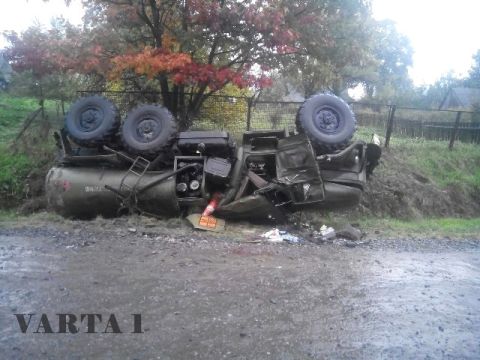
left=110, top=46, right=273, bottom=90
left=110, top=47, right=192, bottom=80
left=161, top=33, right=179, bottom=52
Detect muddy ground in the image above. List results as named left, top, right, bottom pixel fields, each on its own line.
left=0, top=216, right=479, bottom=359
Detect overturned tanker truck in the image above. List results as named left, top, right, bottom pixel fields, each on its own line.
left=45, top=93, right=381, bottom=222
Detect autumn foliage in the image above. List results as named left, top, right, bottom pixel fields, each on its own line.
left=110, top=47, right=192, bottom=80
left=111, top=47, right=272, bottom=90
left=101, top=0, right=300, bottom=93
left=4, top=0, right=370, bottom=127
left=3, top=24, right=107, bottom=78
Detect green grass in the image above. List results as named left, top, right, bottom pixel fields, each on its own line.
left=0, top=93, right=62, bottom=143
left=355, top=126, right=480, bottom=191
left=0, top=94, right=61, bottom=204
left=0, top=144, right=33, bottom=200
left=0, top=94, right=39, bottom=142
left=0, top=209, right=18, bottom=221
left=391, top=137, right=480, bottom=190
left=358, top=217, right=480, bottom=238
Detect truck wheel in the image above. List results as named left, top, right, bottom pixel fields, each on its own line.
left=121, top=104, right=178, bottom=156
left=65, top=96, right=120, bottom=147
left=296, top=93, right=356, bottom=151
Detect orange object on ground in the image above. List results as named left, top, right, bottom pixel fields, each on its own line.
left=202, top=192, right=222, bottom=216
left=199, top=216, right=217, bottom=228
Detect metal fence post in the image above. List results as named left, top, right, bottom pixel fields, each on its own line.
left=246, top=97, right=253, bottom=131
left=384, top=105, right=396, bottom=148
left=448, top=111, right=462, bottom=150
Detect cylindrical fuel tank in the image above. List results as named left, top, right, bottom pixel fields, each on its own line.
left=45, top=167, right=180, bottom=218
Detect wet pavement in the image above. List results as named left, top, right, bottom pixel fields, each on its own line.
left=0, top=220, right=479, bottom=359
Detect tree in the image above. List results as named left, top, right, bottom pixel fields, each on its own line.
left=2, top=18, right=106, bottom=102
left=421, top=72, right=464, bottom=108
left=465, top=50, right=480, bottom=88
left=280, top=0, right=378, bottom=97
left=364, top=19, right=413, bottom=102
left=74, top=0, right=322, bottom=128
left=6, top=0, right=417, bottom=124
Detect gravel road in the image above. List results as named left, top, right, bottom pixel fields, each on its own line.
left=0, top=217, right=479, bottom=359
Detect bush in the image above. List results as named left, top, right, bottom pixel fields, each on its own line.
left=0, top=146, right=32, bottom=202
left=193, top=84, right=252, bottom=134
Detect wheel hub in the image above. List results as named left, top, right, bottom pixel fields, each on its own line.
left=313, top=107, right=341, bottom=133
left=79, top=107, right=103, bottom=132
left=136, top=118, right=161, bottom=142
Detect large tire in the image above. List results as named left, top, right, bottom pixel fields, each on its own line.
left=296, top=93, right=356, bottom=151
left=65, top=96, right=120, bottom=147
left=121, top=104, right=178, bottom=156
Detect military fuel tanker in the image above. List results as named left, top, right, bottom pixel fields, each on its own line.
left=46, top=93, right=381, bottom=222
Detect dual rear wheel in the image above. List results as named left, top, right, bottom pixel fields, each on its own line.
left=65, top=93, right=356, bottom=155
left=65, top=96, right=177, bottom=155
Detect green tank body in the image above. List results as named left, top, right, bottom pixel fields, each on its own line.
left=45, top=167, right=180, bottom=218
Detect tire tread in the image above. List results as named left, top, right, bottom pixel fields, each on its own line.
left=296, top=93, right=356, bottom=152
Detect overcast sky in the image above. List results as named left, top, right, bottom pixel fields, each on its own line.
left=372, top=0, right=480, bottom=85
left=1, top=0, right=479, bottom=86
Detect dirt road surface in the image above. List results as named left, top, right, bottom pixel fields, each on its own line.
left=1, top=216, right=479, bottom=359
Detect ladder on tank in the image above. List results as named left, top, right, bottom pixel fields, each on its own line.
left=119, top=156, right=150, bottom=193
left=117, top=156, right=151, bottom=211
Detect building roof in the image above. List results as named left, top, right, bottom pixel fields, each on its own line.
left=440, top=87, right=480, bottom=111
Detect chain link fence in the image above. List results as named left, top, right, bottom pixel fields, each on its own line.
left=78, top=90, right=480, bottom=147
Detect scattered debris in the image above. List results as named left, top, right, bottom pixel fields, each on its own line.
left=128, top=228, right=137, bottom=233
left=261, top=229, right=283, bottom=243
left=336, top=224, right=362, bottom=241
left=281, top=232, right=303, bottom=245
left=319, top=225, right=336, bottom=241
left=260, top=229, right=304, bottom=244
left=186, top=214, right=226, bottom=232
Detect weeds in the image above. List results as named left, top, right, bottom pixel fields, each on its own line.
left=0, top=145, right=32, bottom=201
left=355, top=127, right=480, bottom=191
left=391, top=137, right=480, bottom=190
left=0, top=94, right=60, bottom=205
left=0, top=93, right=63, bottom=143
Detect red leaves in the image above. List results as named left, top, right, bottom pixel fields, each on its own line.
left=173, top=64, right=246, bottom=89
left=3, top=25, right=110, bottom=78
left=172, top=63, right=273, bottom=90
left=110, top=47, right=192, bottom=80
left=6, top=0, right=292, bottom=92
left=110, top=46, right=273, bottom=90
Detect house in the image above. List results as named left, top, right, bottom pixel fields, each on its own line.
left=439, top=87, right=480, bottom=111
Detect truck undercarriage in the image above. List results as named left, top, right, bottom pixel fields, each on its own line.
left=45, top=93, right=381, bottom=223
